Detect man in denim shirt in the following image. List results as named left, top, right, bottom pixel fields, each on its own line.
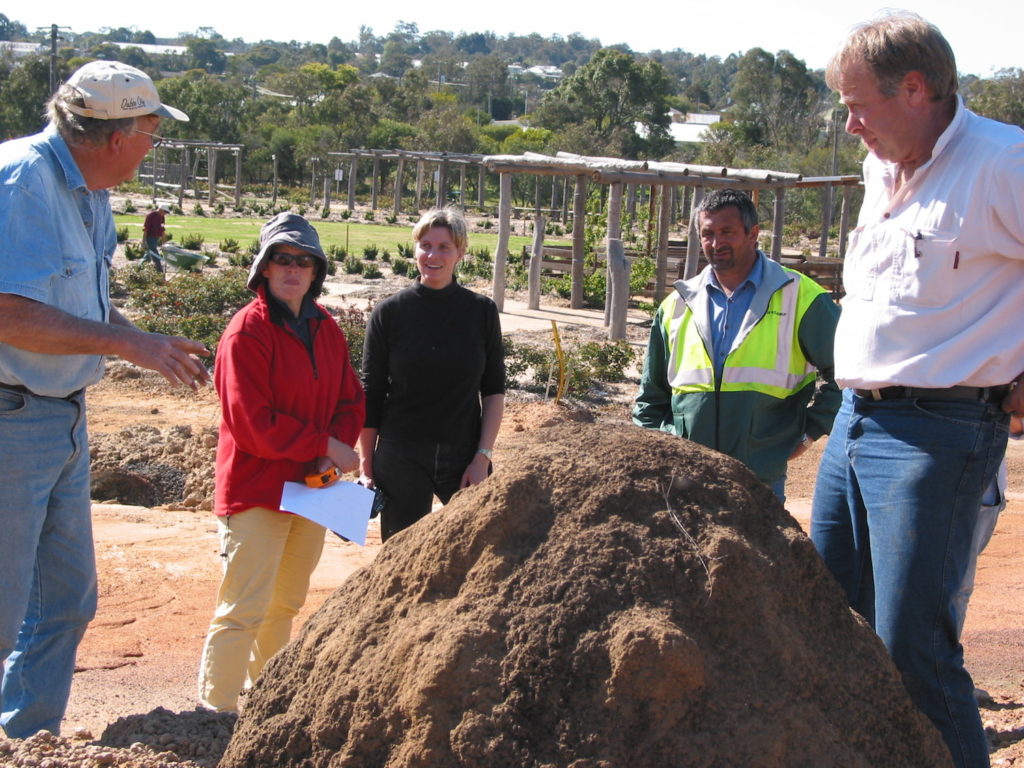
left=0, top=61, right=209, bottom=738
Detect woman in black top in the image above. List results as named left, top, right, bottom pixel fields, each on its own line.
left=358, top=207, right=505, bottom=541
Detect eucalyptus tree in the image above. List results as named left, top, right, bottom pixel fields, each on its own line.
left=533, top=48, right=673, bottom=158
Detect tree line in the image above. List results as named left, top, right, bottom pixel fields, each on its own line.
left=2, top=13, right=1021, bottom=211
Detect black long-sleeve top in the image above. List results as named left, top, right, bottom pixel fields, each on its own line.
left=361, top=278, right=505, bottom=445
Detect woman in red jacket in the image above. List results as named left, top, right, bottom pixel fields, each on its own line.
left=197, top=212, right=364, bottom=712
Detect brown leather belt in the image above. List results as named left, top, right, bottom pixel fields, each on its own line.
left=852, top=385, right=1010, bottom=403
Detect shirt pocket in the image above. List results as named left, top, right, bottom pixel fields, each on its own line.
left=50, top=252, right=97, bottom=320
left=893, top=228, right=958, bottom=308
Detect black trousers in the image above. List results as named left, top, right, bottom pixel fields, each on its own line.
left=373, top=437, right=477, bottom=541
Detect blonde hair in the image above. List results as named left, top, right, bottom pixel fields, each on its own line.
left=826, top=10, right=958, bottom=101
left=412, top=206, right=468, bottom=253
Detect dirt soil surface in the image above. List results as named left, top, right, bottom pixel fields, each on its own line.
left=3, top=255, right=1024, bottom=765
left=222, top=423, right=952, bottom=768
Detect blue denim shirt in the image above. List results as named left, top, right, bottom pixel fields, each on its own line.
left=706, top=254, right=763, bottom=383
left=0, top=125, right=114, bottom=396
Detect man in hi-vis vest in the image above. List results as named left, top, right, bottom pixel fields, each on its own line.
left=632, top=188, right=840, bottom=502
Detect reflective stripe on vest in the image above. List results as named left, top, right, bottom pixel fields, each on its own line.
left=662, top=272, right=823, bottom=399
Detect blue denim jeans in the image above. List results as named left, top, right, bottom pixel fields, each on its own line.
left=0, top=386, right=96, bottom=738
left=373, top=438, right=478, bottom=541
left=812, top=389, right=1008, bottom=768
left=953, top=489, right=1004, bottom=639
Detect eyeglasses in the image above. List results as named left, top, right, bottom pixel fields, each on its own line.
left=270, top=251, right=317, bottom=268
left=134, top=129, right=165, bottom=148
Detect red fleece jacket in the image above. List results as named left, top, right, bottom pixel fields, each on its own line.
left=213, top=287, right=365, bottom=516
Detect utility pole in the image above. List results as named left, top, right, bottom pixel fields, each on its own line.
left=35, top=24, right=70, bottom=95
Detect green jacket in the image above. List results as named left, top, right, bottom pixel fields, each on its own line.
left=632, top=254, right=841, bottom=484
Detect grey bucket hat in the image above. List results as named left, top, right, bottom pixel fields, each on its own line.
left=247, top=212, right=329, bottom=296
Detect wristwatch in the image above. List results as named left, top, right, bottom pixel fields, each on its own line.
left=476, top=447, right=493, bottom=461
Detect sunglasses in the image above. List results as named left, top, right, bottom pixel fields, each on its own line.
left=269, top=251, right=317, bottom=268
left=133, top=129, right=165, bottom=148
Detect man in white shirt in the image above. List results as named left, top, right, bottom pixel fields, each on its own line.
left=810, top=12, right=1024, bottom=768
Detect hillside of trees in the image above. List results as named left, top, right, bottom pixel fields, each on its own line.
left=2, top=13, right=1021, bottom=195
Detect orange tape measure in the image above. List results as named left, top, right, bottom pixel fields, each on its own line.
left=304, top=466, right=339, bottom=488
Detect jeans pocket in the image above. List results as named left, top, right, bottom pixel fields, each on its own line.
left=911, top=397, right=988, bottom=429
left=0, top=388, right=27, bottom=415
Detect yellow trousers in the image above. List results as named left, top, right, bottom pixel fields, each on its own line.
left=197, top=507, right=325, bottom=711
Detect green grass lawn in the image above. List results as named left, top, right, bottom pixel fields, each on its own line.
left=115, top=215, right=565, bottom=257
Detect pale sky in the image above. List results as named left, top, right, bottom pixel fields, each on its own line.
left=14, top=1, right=1021, bottom=78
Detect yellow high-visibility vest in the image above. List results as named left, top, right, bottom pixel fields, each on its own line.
left=662, top=272, right=825, bottom=399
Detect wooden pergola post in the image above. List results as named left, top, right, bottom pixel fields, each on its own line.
left=527, top=214, right=545, bottom=310
left=491, top=172, right=512, bottom=311
left=626, top=184, right=638, bottom=229
left=207, top=148, right=217, bottom=206
left=234, top=150, right=242, bottom=208
left=571, top=174, right=587, bottom=309
left=602, top=183, right=626, bottom=327
left=415, top=160, right=425, bottom=210
left=607, top=238, right=629, bottom=341
left=684, top=186, right=705, bottom=279
left=393, top=156, right=405, bottom=217
left=818, top=184, right=832, bottom=258
left=655, top=183, right=672, bottom=302
left=771, top=188, right=786, bottom=262
left=436, top=159, right=449, bottom=208
left=371, top=154, right=381, bottom=211
left=178, top=148, right=187, bottom=209
left=604, top=181, right=624, bottom=326
left=645, top=185, right=657, bottom=257
left=347, top=156, right=358, bottom=212
left=477, top=164, right=486, bottom=210
left=459, top=164, right=467, bottom=207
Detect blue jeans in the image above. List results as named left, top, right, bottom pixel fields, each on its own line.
left=953, top=488, right=1004, bottom=639
left=373, top=438, right=478, bottom=541
left=812, top=389, right=1008, bottom=768
left=0, top=386, right=96, bottom=738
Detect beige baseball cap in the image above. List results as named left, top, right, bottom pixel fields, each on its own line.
left=64, top=60, right=189, bottom=122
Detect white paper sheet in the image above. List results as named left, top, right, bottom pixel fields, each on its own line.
left=279, top=480, right=374, bottom=546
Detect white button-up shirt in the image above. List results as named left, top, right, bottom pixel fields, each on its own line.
left=835, top=98, right=1024, bottom=389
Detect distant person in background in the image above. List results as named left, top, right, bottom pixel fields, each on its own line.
left=632, top=188, right=840, bottom=503
left=358, top=206, right=505, bottom=541
left=0, top=60, right=203, bottom=739
left=810, top=12, right=1024, bottom=767
left=143, top=202, right=170, bottom=272
left=197, top=212, right=364, bottom=712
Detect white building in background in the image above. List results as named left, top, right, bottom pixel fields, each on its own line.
left=634, top=109, right=722, bottom=145
left=668, top=110, right=721, bottom=143
left=109, top=41, right=188, bottom=56
left=0, top=41, right=45, bottom=59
